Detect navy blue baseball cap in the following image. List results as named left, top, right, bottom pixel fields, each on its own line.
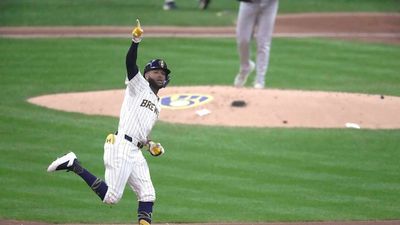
left=143, top=59, right=171, bottom=87
left=144, top=59, right=171, bottom=76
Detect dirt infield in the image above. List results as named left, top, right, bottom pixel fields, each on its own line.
left=0, top=13, right=399, bottom=44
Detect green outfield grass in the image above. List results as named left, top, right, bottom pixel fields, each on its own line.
left=0, top=0, right=399, bottom=26
left=0, top=37, right=400, bottom=223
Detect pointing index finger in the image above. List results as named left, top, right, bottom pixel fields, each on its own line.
left=136, top=19, right=141, bottom=28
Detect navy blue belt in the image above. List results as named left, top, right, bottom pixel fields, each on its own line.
left=115, top=131, right=144, bottom=149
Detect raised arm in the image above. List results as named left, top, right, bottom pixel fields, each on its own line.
left=126, top=19, right=144, bottom=80
left=126, top=42, right=139, bottom=80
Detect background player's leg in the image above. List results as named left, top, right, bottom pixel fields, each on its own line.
left=236, top=2, right=258, bottom=78
left=254, top=0, right=279, bottom=88
left=234, top=2, right=259, bottom=87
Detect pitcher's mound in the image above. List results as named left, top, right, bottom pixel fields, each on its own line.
left=28, top=86, right=400, bottom=129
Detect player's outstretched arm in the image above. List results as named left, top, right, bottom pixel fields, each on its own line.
left=126, top=19, right=143, bottom=80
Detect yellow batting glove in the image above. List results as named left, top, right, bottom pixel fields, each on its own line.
left=131, top=19, right=143, bottom=43
left=148, top=141, right=165, bottom=157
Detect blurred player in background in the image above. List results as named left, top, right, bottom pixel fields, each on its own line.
left=163, top=0, right=211, bottom=10
left=234, top=0, right=279, bottom=89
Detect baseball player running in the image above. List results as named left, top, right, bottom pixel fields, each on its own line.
left=47, top=19, right=170, bottom=225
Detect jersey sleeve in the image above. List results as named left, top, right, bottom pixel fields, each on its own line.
left=126, top=41, right=139, bottom=81
left=126, top=71, right=148, bottom=95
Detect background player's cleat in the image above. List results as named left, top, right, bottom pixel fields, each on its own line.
left=47, top=152, right=77, bottom=172
left=254, top=82, right=264, bottom=89
left=163, top=1, right=177, bottom=10
left=199, top=0, right=211, bottom=10
left=234, top=60, right=255, bottom=87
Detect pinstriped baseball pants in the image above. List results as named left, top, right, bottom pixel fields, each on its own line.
left=102, top=135, right=155, bottom=204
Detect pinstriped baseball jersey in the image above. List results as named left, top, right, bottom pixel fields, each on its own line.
left=118, top=72, right=161, bottom=144
left=103, top=71, right=160, bottom=203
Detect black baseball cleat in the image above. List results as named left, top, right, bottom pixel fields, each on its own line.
left=47, top=152, right=77, bottom=172
left=199, top=0, right=210, bottom=10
